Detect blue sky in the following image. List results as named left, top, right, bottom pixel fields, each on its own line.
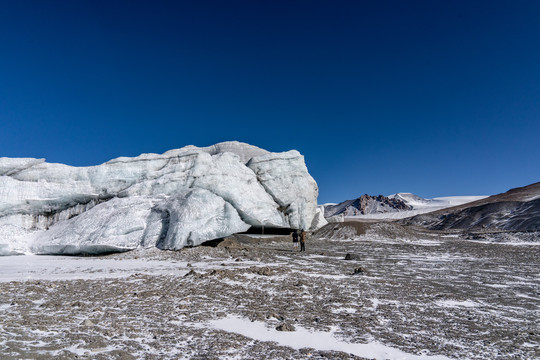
left=1, top=1, right=539, bottom=203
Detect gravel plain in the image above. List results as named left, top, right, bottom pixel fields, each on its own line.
left=0, top=223, right=539, bottom=359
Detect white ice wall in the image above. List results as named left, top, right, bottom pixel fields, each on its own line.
left=0, top=141, right=325, bottom=255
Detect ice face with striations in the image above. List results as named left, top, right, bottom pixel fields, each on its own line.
left=0, top=142, right=326, bottom=255
left=152, top=189, right=251, bottom=250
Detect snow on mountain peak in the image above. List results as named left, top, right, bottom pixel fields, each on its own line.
left=326, top=192, right=488, bottom=220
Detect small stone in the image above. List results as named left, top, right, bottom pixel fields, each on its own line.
left=83, top=319, right=95, bottom=327
left=276, top=322, right=295, bottom=331
left=268, top=313, right=285, bottom=321
left=255, top=267, right=272, bottom=276
left=184, top=270, right=197, bottom=277
left=345, top=253, right=361, bottom=260
left=352, top=266, right=370, bottom=275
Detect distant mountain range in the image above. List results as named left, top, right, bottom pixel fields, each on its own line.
left=324, top=194, right=412, bottom=217
left=324, top=193, right=487, bottom=220
left=324, top=182, right=540, bottom=233
left=402, top=182, right=540, bottom=232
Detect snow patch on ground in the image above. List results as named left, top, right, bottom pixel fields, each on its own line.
left=200, top=315, right=452, bottom=360
left=468, top=239, right=540, bottom=246
left=435, top=300, right=480, bottom=308
left=0, top=255, right=189, bottom=282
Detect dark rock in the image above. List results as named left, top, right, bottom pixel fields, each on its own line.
left=276, top=322, right=295, bottom=332
left=344, top=253, right=361, bottom=261
left=352, top=266, right=370, bottom=275
left=250, top=266, right=273, bottom=276
left=184, top=269, right=198, bottom=277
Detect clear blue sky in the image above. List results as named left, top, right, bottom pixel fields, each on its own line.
left=1, top=1, right=539, bottom=203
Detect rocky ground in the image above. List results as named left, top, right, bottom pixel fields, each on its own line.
left=0, top=223, right=539, bottom=359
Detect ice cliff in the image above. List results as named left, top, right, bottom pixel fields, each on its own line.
left=0, top=142, right=326, bottom=255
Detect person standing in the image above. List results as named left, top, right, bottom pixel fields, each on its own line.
left=292, top=229, right=299, bottom=251
left=300, top=229, right=307, bottom=252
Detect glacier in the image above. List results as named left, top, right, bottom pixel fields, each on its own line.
left=0, top=142, right=326, bottom=255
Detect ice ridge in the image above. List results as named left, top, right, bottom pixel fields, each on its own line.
left=0, top=141, right=326, bottom=255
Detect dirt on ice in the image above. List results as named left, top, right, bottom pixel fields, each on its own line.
left=0, top=223, right=539, bottom=359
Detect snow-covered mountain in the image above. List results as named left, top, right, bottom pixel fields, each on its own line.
left=324, top=193, right=487, bottom=220
left=324, top=194, right=412, bottom=217
left=0, top=142, right=326, bottom=256
left=389, top=193, right=488, bottom=214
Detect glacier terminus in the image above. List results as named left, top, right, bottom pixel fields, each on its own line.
left=0, top=142, right=327, bottom=256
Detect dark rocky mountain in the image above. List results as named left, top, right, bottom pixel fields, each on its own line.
left=402, top=182, right=540, bottom=232
left=324, top=194, right=412, bottom=217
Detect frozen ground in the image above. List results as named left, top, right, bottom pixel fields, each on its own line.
left=0, top=230, right=538, bottom=359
